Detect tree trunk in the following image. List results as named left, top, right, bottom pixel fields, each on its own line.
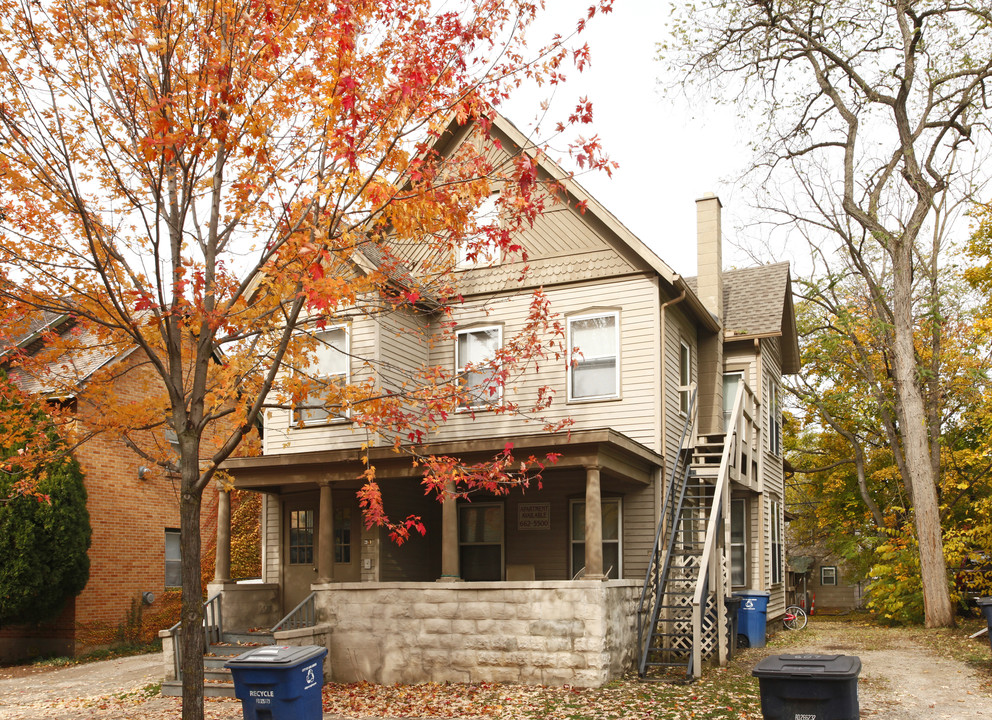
left=180, top=469, right=205, bottom=720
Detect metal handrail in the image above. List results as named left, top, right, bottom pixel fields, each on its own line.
left=167, top=592, right=223, bottom=681
left=271, top=591, right=317, bottom=633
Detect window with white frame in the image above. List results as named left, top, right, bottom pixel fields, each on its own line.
left=165, top=529, right=181, bottom=587
left=458, top=503, right=504, bottom=581
left=568, top=311, right=619, bottom=401
left=295, top=327, right=349, bottom=426
left=770, top=499, right=783, bottom=584
left=820, top=565, right=838, bottom=586
left=768, top=379, right=782, bottom=455
left=679, top=341, right=691, bottom=414
left=570, top=498, right=622, bottom=579
left=456, top=192, right=502, bottom=269
left=731, top=498, right=747, bottom=587
left=456, top=326, right=502, bottom=409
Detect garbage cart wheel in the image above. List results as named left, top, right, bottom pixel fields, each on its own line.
left=737, top=633, right=749, bottom=649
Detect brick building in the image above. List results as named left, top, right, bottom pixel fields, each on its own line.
left=0, top=312, right=220, bottom=662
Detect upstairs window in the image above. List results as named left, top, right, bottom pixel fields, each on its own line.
left=568, top=311, right=620, bottom=401
left=456, top=326, right=502, bottom=409
left=295, top=327, right=349, bottom=426
left=456, top=192, right=502, bottom=269
left=768, top=379, right=782, bottom=455
left=679, top=341, right=692, bottom=414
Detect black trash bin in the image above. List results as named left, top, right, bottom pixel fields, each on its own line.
left=225, top=644, right=327, bottom=720
left=977, top=597, right=992, bottom=651
left=752, top=654, right=861, bottom=720
left=724, top=596, right=741, bottom=657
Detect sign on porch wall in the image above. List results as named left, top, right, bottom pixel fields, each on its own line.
left=517, top=503, right=551, bottom=531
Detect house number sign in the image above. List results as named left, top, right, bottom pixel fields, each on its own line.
left=517, top=503, right=550, bottom=530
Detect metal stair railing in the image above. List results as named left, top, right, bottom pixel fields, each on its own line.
left=271, top=591, right=317, bottom=632
left=637, top=385, right=697, bottom=677
left=167, top=592, right=223, bottom=682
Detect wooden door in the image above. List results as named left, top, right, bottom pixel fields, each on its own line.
left=282, top=492, right=318, bottom=613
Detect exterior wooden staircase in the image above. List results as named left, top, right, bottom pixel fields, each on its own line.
left=161, top=630, right=275, bottom=698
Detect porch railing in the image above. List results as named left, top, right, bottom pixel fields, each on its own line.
left=271, top=591, right=317, bottom=632
left=167, top=592, right=223, bottom=681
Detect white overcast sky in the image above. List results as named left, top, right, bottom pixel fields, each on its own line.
left=502, top=0, right=758, bottom=278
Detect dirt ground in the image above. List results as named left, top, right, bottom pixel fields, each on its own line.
left=1, top=618, right=991, bottom=718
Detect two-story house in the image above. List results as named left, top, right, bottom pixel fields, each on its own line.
left=206, top=112, right=800, bottom=687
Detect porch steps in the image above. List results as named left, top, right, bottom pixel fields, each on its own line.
left=161, top=632, right=275, bottom=698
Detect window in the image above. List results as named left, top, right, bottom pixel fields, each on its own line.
left=723, top=371, right=743, bottom=430
left=731, top=498, right=746, bottom=587
left=165, top=529, right=181, bottom=587
left=456, top=326, right=502, bottom=409
left=568, top=311, right=619, bottom=400
left=295, top=327, right=349, bottom=426
left=334, top=506, right=352, bottom=564
left=456, top=192, right=502, bottom=269
left=288, top=509, right=314, bottom=565
left=821, top=565, right=838, bottom=586
left=459, top=504, right=504, bottom=581
left=570, top=498, right=622, bottom=579
left=679, top=341, right=691, bottom=414
left=770, top=500, right=783, bottom=585
left=768, top=379, right=782, bottom=455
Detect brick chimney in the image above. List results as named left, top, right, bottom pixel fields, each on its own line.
left=696, top=193, right=724, bottom=435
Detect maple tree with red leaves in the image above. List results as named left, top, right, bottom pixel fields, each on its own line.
left=0, top=0, right=613, bottom=717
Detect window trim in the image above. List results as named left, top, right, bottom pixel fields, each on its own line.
left=731, top=498, right=747, bottom=588
left=455, top=325, right=503, bottom=411
left=768, top=378, right=782, bottom=456
left=456, top=192, right=503, bottom=270
left=293, top=325, right=350, bottom=427
left=770, top=499, right=783, bottom=585
left=567, top=310, right=621, bottom=402
left=679, top=341, right=692, bottom=415
left=569, top=497, right=623, bottom=579
left=288, top=509, right=315, bottom=566
left=165, top=528, right=181, bottom=588
left=458, top=502, right=505, bottom=581
left=821, top=565, right=838, bottom=586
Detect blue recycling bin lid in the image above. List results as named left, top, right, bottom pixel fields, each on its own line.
left=753, top=654, right=861, bottom=679
left=225, top=645, right=326, bottom=668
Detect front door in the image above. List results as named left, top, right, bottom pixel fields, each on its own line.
left=282, top=492, right=318, bottom=613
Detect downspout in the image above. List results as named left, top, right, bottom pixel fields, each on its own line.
left=659, top=283, right=687, bottom=524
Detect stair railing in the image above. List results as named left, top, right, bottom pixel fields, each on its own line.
left=271, top=591, right=317, bottom=632
left=166, top=592, right=224, bottom=682
left=689, top=381, right=752, bottom=677
left=637, top=385, right=697, bottom=676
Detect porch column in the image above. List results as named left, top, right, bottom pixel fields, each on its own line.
left=439, top=480, right=460, bottom=581
left=584, top=466, right=605, bottom=580
left=214, top=487, right=231, bottom=583
left=317, top=481, right=334, bottom=583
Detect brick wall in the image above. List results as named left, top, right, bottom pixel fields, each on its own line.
left=0, top=598, right=75, bottom=663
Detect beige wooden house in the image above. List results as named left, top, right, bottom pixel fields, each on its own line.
left=199, top=113, right=800, bottom=686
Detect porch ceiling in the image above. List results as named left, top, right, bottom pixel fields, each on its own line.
left=222, top=428, right=663, bottom=492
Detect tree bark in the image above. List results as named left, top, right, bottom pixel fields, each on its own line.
left=180, top=456, right=205, bottom=720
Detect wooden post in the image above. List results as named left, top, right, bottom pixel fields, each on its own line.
left=584, top=466, right=605, bottom=580
left=439, top=480, right=460, bottom=581
left=214, top=487, right=231, bottom=583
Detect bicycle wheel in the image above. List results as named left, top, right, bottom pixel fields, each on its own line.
left=784, top=605, right=808, bottom=630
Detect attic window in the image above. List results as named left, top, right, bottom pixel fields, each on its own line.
left=456, top=193, right=502, bottom=270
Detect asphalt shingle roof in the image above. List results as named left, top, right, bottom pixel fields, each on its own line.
left=686, top=261, right=792, bottom=337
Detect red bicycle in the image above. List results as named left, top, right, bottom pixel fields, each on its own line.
left=784, top=605, right=808, bottom=630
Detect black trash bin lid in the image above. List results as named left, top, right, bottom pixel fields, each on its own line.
left=976, top=597, right=992, bottom=607
left=752, top=654, right=861, bottom=679
left=224, top=645, right=326, bottom=668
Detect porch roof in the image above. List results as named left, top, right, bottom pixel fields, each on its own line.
left=222, top=428, right=663, bottom=492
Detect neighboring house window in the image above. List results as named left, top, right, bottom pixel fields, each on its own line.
left=731, top=498, right=746, bottom=587
left=459, top=503, right=504, bottom=581
left=456, top=326, right=502, bottom=409
left=568, top=311, right=620, bottom=401
left=295, top=327, right=349, bottom=426
left=569, top=498, right=622, bottom=579
left=334, top=506, right=351, bottom=564
left=768, top=379, right=782, bottom=455
left=165, top=529, right=181, bottom=587
left=679, top=341, right=691, bottom=414
left=288, top=509, right=314, bottom=565
left=770, top=499, right=783, bottom=585
left=456, top=192, right=502, bottom=269
left=821, top=565, right=838, bottom=586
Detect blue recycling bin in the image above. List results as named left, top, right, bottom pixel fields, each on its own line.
left=734, top=589, right=770, bottom=648
left=225, top=645, right=327, bottom=720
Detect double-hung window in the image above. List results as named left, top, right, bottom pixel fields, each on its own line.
left=821, top=565, right=838, bottom=586
left=165, top=529, right=181, bottom=587
left=568, top=311, right=619, bottom=401
left=768, top=379, right=782, bottom=455
left=679, top=341, right=691, bottom=414
left=295, top=327, right=349, bottom=426
left=730, top=498, right=747, bottom=587
left=456, top=192, right=502, bottom=269
left=456, top=326, right=502, bottom=409
left=770, top=499, right=783, bottom=584
left=459, top=503, right=503, bottom=581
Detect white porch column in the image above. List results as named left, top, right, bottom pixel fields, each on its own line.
left=439, top=480, right=460, bottom=581
left=317, top=481, right=334, bottom=583
left=584, top=466, right=606, bottom=580
left=214, top=487, right=231, bottom=583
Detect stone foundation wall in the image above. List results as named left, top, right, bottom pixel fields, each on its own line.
left=206, top=581, right=281, bottom=632
left=311, top=580, right=639, bottom=687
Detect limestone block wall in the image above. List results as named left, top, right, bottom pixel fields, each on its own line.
left=206, top=581, right=281, bottom=632
left=311, top=580, right=639, bottom=687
